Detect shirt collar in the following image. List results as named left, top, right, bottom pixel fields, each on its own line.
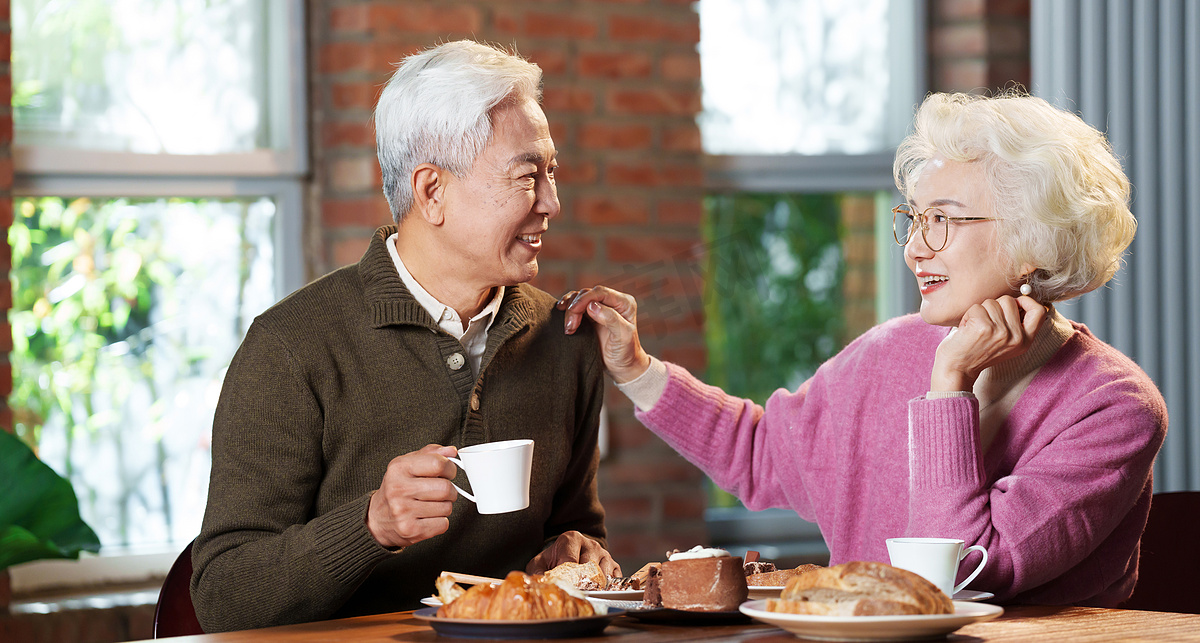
left=386, top=233, right=504, bottom=333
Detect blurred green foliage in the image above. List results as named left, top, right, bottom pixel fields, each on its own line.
left=9, top=197, right=175, bottom=452
left=701, top=193, right=848, bottom=508
left=8, top=196, right=184, bottom=545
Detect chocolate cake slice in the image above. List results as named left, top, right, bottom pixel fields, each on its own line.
left=656, top=555, right=748, bottom=611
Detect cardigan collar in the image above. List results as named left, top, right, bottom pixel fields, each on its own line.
left=358, top=226, right=537, bottom=331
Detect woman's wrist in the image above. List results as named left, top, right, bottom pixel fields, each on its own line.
left=611, top=351, right=653, bottom=384
left=614, top=356, right=668, bottom=412
left=930, top=366, right=973, bottom=392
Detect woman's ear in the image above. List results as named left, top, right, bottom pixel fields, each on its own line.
left=411, top=163, right=446, bottom=225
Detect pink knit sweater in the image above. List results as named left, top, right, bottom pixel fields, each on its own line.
left=637, top=314, right=1166, bottom=606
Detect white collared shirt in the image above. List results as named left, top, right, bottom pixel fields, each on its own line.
left=386, top=233, right=504, bottom=379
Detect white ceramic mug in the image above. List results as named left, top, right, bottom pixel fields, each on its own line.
left=886, top=537, right=988, bottom=597
left=448, top=439, right=534, bottom=514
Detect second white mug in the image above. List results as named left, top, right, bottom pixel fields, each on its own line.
left=449, top=439, right=534, bottom=514
left=886, top=537, right=988, bottom=598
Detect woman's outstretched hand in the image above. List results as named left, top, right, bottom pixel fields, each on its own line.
left=931, top=294, right=1049, bottom=392
left=557, top=286, right=652, bottom=383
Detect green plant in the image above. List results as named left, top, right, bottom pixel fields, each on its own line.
left=0, top=429, right=100, bottom=569
left=703, top=193, right=848, bottom=403
left=701, top=193, right=850, bottom=509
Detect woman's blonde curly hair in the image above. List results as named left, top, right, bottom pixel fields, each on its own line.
left=894, top=91, right=1136, bottom=302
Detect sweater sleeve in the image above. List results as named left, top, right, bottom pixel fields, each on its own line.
left=536, top=333, right=609, bottom=552
left=191, top=322, right=394, bottom=633
left=634, top=362, right=813, bottom=516
left=904, top=362, right=1166, bottom=603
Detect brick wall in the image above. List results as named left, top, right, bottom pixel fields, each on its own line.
left=307, top=0, right=708, bottom=565
left=840, top=195, right=879, bottom=343
left=1, top=0, right=12, bottom=436
left=929, top=0, right=1031, bottom=93
left=1, top=602, right=155, bottom=643
left=1, top=0, right=12, bottom=618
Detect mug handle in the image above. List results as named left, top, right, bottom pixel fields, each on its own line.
left=953, top=545, right=988, bottom=595
left=447, top=457, right=476, bottom=504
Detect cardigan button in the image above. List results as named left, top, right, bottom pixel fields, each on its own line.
left=469, top=394, right=480, bottom=411
left=446, top=352, right=465, bottom=370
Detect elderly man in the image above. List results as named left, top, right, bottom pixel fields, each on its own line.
left=191, top=40, right=616, bottom=632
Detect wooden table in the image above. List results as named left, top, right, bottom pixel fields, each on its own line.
left=129, top=605, right=1200, bottom=642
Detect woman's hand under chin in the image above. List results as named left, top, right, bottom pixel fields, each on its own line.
left=930, top=294, right=1049, bottom=392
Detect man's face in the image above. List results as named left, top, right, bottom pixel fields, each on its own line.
left=440, top=98, right=560, bottom=289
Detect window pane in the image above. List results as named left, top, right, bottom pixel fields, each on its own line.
left=10, top=196, right=277, bottom=549
left=13, top=0, right=272, bottom=154
left=703, top=191, right=880, bottom=515
left=705, top=192, right=854, bottom=401
left=699, top=0, right=891, bottom=155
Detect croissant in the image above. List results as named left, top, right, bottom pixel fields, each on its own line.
left=437, top=571, right=595, bottom=620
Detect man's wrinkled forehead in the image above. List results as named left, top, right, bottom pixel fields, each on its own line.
left=508, top=150, right=556, bottom=170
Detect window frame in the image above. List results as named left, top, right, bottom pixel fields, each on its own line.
left=699, top=0, right=927, bottom=556
left=9, top=0, right=308, bottom=594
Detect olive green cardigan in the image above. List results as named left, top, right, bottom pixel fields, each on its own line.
left=191, top=227, right=607, bottom=632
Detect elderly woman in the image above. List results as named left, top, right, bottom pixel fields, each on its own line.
left=561, top=92, right=1167, bottom=607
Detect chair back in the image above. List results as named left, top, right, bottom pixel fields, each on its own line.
left=153, top=539, right=204, bottom=637
left=1122, top=491, right=1200, bottom=614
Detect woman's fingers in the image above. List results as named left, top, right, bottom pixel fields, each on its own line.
left=560, top=286, right=638, bottom=334
left=557, top=288, right=590, bottom=334
left=1016, top=294, right=1049, bottom=337
left=973, top=296, right=1028, bottom=347
left=556, top=285, right=651, bottom=382
left=584, top=300, right=652, bottom=382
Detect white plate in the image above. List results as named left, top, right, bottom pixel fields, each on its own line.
left=739, top=599, right=1003, bottom=642
left=587, top=598, right=644, bottom=611
left=586, top=588, right=644, bottom=600
left=953, top=589, right=995, bottom=602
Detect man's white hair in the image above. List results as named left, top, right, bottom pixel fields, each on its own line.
left=374, top=40, right=543, bottom=223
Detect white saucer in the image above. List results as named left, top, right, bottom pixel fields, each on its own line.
left=953, top=589, right=995, bottom=602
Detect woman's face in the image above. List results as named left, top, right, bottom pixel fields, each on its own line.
left=904, top=158, right=1020, bottom=327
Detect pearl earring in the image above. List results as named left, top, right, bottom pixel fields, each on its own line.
left=1020, top=283, right=1032, bottom=296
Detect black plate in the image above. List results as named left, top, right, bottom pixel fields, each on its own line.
left=621, top=606, right=751, bottom=625
left=413, top=606, right=624, bottom=639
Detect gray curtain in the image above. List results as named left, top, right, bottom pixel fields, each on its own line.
left=1032, top=0, right=1200, bottom=491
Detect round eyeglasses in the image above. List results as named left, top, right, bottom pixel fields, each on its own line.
left=892, top=204, right=997, bottom=253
